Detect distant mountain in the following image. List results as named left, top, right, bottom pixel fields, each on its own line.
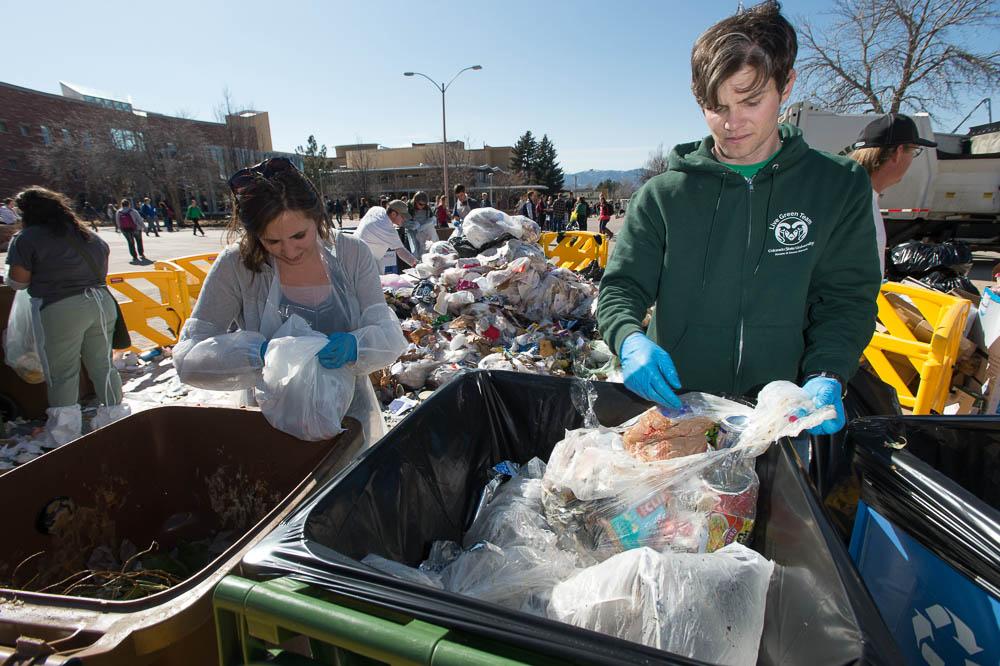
left=565, top=169, right=645, bottom=189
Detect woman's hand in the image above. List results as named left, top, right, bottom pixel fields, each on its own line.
left=316, top=333, right=358, bottom=369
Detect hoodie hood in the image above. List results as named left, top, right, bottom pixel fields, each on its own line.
left=668, top=123, right=808, bottom=175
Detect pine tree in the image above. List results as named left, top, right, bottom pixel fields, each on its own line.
left=510, top=130, right=538, bottom=178
left=534, top=134, right=565, bottom=194
left=295, top=134, right=328, bottom=191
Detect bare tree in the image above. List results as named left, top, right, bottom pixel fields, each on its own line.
left=344, top=139, right=376, bottom=203
left=214, top=87, right=260, bottom=173
left=641, top=143, right=669, bottom=183
left=424, top=140, right=475, bottom=196
left=798, top=0, right=1000, bottom=115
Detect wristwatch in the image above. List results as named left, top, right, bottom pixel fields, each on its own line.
left=803, top=371, right=848, bottom=398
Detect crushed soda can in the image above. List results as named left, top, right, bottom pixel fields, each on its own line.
left=716, top=414, right=749, bottom=449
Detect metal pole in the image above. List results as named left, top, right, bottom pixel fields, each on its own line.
left=441, top=86, right=449, bottom=209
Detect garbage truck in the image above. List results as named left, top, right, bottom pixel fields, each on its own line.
left=781, top=101, right=1000, bottom=248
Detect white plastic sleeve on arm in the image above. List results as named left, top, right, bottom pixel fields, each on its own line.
left=350, top=303, right=408, bottom=376
left=173, top=317, right=266, bottom=391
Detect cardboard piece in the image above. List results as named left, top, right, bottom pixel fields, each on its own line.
left=943, top=387, right=980, bottom=415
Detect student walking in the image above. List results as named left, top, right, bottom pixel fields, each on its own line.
left=186, top=198, right=207, bottom=236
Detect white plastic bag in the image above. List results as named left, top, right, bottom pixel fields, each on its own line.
left=254, top=314, right=354, bottom=441
left=3, top=290, right=47, bottom=384
left=462, top=207, right=524, bottom=249
left=548, top=543, right=774, bottom=666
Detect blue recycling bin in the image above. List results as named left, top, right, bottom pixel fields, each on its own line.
left=846, top=416, right=1000, bottom=666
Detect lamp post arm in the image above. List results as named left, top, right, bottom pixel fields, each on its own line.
left=443, top=66, right=479, bottom=93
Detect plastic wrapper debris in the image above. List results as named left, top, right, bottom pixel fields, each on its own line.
left=887, top=240, right=973, bottom=279
left=541, top=382, right=833, bottom=559
left=3, top=289, right=47, bottom=384
left=255, top=314, right=353, bottom=441
left=549, top=543, right=773, bottom=666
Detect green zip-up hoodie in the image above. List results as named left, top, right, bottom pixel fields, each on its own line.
left=597, top=124, right=880, bottom=396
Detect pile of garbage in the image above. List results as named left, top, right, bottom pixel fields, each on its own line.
left=364, top=381, right=834, bottom=665
left=887, top=240, right=979, bottom=296
left=375, top=208, right=617, bottom=421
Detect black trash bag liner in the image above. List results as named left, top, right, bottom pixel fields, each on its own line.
left=846, top=416, right=1000, bottom=596
left=811, top=368, right=903, bottom=539
left=917, top=268, right=980, bottom=297
left=242, top=371, right=899, bottom=666
left=887, top=240, right=973, bottom=279
left=449, top=233, right=517, bottom=258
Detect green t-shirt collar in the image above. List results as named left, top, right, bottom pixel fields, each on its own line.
left=717, top=147, right=781, bottom=179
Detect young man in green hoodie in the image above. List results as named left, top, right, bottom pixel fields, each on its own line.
left=597, top=1, right=880, bottom=435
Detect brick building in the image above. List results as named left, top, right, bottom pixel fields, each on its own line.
left=0, top=80, right=279, bottom=212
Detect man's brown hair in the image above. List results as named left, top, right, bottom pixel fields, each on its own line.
left=690, top=1, right=797, bottom=110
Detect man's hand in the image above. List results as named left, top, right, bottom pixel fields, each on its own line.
left=802, top=376, right=846, bottom=435
left=620, top=333, right=683, bottom=409
left=316, top=333, right=358, bottom=369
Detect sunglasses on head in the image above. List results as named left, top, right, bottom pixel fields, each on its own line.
left=228, top=157, right=296, bottom=194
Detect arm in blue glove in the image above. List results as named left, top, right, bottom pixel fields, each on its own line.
left=619, top=332, right=683, bottom=410
left=802, top=375, right=846, bottom=435
left=316, top=332, right=358, bottom=369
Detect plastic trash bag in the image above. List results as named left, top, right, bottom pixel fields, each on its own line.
left=255, top=314, right=354, bottom=441
left=541, top=383, right=833, bottom=559
left=887, top=240, right=973, bottom=278
left=548, top=543, right=774, bottom=666
left=509, top=215, right=541, bottom=243
left=461, top=208, right=525, bottom=249
left=3, top=290, right=47, bottom=384
left=917, top=268, right=980, bottom=297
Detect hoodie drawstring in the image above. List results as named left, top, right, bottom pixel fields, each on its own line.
left=701, top=173, right=727, bottom=289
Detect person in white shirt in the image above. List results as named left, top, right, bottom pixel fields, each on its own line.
left=0, top=199, right=20, bottom=225
left=354, top=200, right=418, bottom=274
left=848, top=113, right=937, bottom=276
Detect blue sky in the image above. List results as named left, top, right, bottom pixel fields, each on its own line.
left=3, top=0, right=995, bottom=172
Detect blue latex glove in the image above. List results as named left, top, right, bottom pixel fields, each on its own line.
left=316, top=333, right=358, bottom=369
left=260, top=339, right=269, bottom=361
left=619, top=333, right=683, bottom=409
left=802, top=376, right=846, bottom=435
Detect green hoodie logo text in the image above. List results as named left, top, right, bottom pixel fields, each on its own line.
left=769, top=212, right=815, bottom=257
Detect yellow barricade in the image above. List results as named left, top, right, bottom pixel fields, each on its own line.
left=863, top=282, right=971, bottom=414
left=154, top=252, right=218, bottom=306
left=106, top=269, right=191, bottom=352
left=539, top=231, right=609, bottom=271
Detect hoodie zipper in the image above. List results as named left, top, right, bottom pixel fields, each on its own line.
left=734, top=175, right=755, bottom=392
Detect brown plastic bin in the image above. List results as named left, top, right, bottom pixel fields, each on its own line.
left=0, top=406, right=364, bottom=665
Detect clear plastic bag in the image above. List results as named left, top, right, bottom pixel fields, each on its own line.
left=548, top=543, right=774, bottom=666
left=254, top=314, right=354, bottom=441
left=462, top=207, right=525, bottom=249
left=542, top=382, right=833, bottom=559
left=3, top=290, right=47, bottom=384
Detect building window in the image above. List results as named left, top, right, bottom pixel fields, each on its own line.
left=81, top=130, right=93, bottom=149
left=0, top=120, right=6, bottom=133
left=19, top=124, right=30, bottom=137
left=61, top=128, right=71, bottom=144
left=7, top=158, right=17, bottom=170
left=110, top=127, right=141, bottom=150
left=40, top=126, right=52, bottom=145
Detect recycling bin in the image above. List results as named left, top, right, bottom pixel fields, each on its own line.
left=0, top=406, right=363, bottom=665
left=219, top=371, right=900, bottom=665
left=846, top=416, right=999, bottom=666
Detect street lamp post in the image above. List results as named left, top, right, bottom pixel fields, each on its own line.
left=404, top=65, right=482, bottom=208
left=487, top=171, right=494, bottom=209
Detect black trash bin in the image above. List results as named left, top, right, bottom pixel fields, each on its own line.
left=845, top=416, right=1000, bottom=666
left=221, top=371, right=899, bottom=665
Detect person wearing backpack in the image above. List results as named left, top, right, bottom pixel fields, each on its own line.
left=116, top=199, right=147, bottom=263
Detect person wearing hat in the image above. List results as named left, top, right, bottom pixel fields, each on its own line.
left=849, top=113, right=937, bottom=275
left=354, top=200, right=419, bottom=274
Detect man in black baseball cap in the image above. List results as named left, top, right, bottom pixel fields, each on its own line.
left=849, top=113, right=937, bottom=275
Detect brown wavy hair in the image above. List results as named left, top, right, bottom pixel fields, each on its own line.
left=690, top=1, right=797, bottom=111
left=15, top=187, right=91, bottom=240
left=226, top=164, right=331, bottom=273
